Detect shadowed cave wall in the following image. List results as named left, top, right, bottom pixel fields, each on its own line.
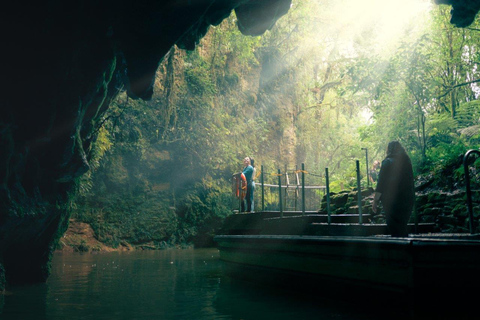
left=0, top=0, right=478, bottom=291
left=0, top=0, right=292, bottom=290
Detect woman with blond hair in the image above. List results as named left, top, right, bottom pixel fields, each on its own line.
left=240, top=157, right=254, bottom=212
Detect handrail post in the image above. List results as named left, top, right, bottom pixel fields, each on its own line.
left=284, top=164, right=288, bottom=211
left=356, top=160, right=363, bottom=225
left=463, top=149, right=480, bottom=234
left=295, top=165, right=298, bottom=212
left=261, top=165, right=265, bottom=212
left=302, top=163, right=306, bottom=216
left=278, top=169, right=283, bottom=218
left=325, top=168, right=331, bottom=225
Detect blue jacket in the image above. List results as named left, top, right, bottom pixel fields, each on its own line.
left=242, top=165, right=254, bottom=184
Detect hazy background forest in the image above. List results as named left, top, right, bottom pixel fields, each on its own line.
left=68, top=0, right=480, bottom=250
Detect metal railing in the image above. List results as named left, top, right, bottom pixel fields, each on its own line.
left=231, top=150, right=480, bottom=235
left=233, top=163, right=329, bottom=219
left=231, top=161, right=375, bottom=226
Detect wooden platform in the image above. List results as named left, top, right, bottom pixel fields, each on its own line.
left=219, top=212, right=436, bottom=236
left=214, top=212, right=480, bottom=313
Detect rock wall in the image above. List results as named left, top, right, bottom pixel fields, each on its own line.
left=320, top=189, right=480, bottom=233
left=0, top=0, right=292, bottom=290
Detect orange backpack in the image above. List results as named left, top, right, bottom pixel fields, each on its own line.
left=233, top=173, right=247, bottom=199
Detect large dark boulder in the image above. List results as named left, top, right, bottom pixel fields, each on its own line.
left=0, top=0, right=291, bottom=290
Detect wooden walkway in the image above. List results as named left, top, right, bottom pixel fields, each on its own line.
left=221, top=212, right=435, bottom=236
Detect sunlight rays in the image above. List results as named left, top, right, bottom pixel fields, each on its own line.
left=329, top=0, right=433, bottom=56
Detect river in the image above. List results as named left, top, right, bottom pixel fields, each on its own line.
left=0, top=249, right=393, bottom=320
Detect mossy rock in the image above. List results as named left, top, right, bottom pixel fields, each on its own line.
left=420, top=207, right=444, bottom=216
left=426, top=192, right=447, bottom=205
left=415, top=193, right=429, bottom=207
left=330, top=193, right=349, bottom=207
left=371, top=215, right=386, bottom=224
left=437, top=215, right=458, bottom=225
left=417, top=202, right=433, bottom=210
left=451, top=203, right=467, bottom=216
left=441, top=225, right=467, bottom=233
left=360, top=188, right=374, bottom=197
left=327, top=204, right=337, bottom=212
left=455, top=224, right=470, bottom=233
left=347, top=206, right=359, bottom=214
left=450, top=191, right=466, bottom=200
left=420, top=214, right=437, bottom=223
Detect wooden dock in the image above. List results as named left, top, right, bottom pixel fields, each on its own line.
left=219, top=212, right=435, bottom=236
left=214, top=212, right=480, bottom=314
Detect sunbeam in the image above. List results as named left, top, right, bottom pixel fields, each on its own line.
left=330, top=0, right=433, bottom=55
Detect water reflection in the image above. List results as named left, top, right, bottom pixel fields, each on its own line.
left=45, top=249, right=224, bottom=319
left=0, top=282, right=49, bottom=319
left=0, top=249, right=408, bottom=319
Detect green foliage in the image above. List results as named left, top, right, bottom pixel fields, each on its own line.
left=185, top=52, right=217, bottom=96
left=72, top=1, right=480, bottom=249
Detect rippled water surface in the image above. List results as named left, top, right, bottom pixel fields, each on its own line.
left=0, top=249, right=392, bottom=320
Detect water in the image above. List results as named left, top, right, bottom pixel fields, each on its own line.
left=0, top=249, right=391, bottom=320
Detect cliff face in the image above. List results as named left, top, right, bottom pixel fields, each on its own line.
left=0, top=0, right=292, bottom=290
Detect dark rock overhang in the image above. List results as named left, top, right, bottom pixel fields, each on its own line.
left=2, top=0, right=293, bottom=194
left=102, top=0, right=292, bottom=100
left=435, top=0, right=480, bottom=28
left=0, top=0, right=293, bottom=290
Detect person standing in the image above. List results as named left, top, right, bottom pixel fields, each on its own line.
left=241, top=157, right=254, bottom=212
left=369, top=160, right=381, bottom=185
left=372, top=141, right=414, bottom=237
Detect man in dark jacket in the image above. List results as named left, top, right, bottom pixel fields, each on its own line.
left=372, top=141, right=415, bottom=237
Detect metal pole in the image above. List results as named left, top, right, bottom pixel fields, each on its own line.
left=356, top=160, right=363, bottom=224
left=464, top=149, right=480, bottom=234
left=278, top=169, right=283, bottom=218
left=325, top=167, right=331, bottom=225
left=302, top=163, right=306, bottom=216
left=261, top=165, right=265, bottom=212
left=284, top=164, right=288, bottom=211
left=362, top=147, right=369, bottom=188
left=295, top=165, right=298, bottom=212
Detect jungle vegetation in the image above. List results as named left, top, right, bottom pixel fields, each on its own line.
left=72, top=0, right=480, bottom=248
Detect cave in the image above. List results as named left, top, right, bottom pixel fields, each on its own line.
left=0, top=0, right=478, bottom=290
